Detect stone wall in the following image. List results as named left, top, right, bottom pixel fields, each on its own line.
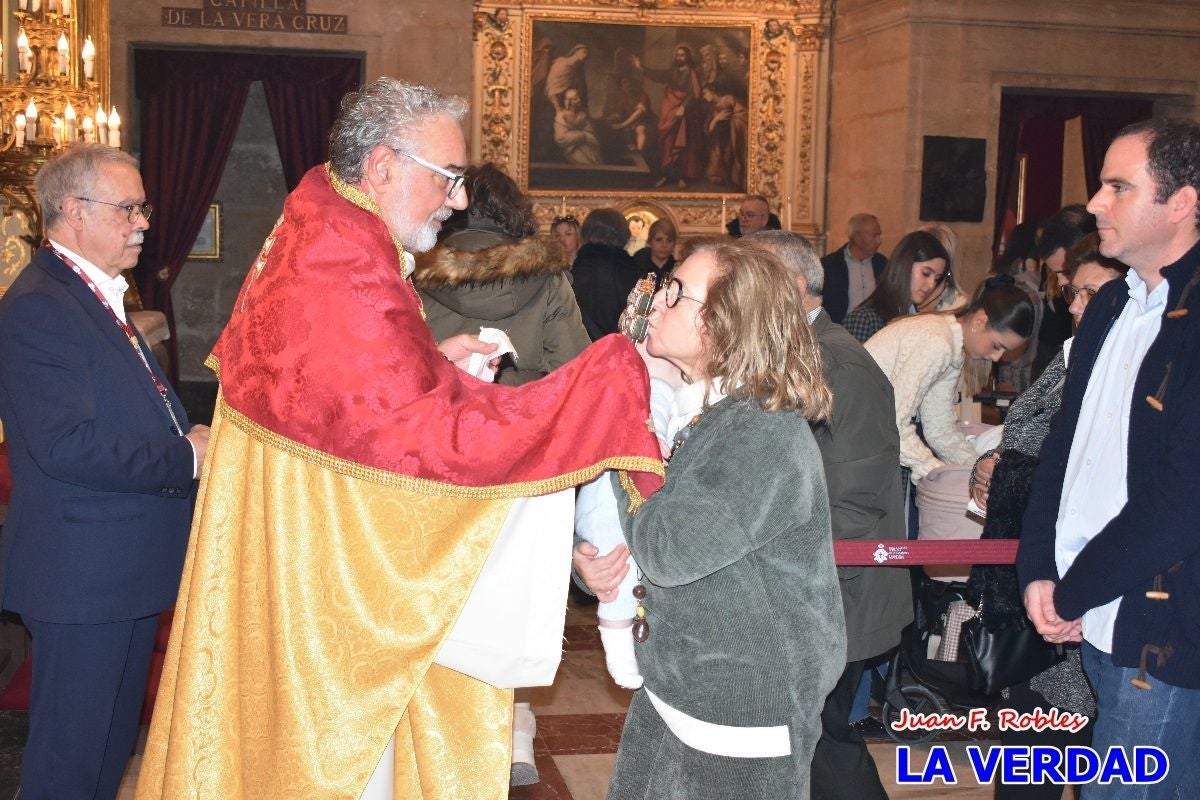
left=826, top=0, right=1200, bottom=290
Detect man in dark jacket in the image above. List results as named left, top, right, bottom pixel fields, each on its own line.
left=820, top=213, right=886, bottom=323
left=0, top=144, right=209, bottom=800
left=750, top=231, right=910, bottom=800
left=724, top=194, right=781, bottom=237
left=1018, top=117, right=1200, bottom=795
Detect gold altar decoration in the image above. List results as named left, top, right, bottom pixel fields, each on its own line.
left=471, top=0, right=831, bottom=238
left=0, top=0, right=110, bottom=284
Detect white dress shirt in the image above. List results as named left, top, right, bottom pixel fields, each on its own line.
left=844, top=245, right=877, bottom=311
left=49, top=239, right=129, bottom=323
left=1054, top=271, right=1168, bottom=653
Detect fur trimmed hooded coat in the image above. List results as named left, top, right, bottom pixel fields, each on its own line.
left=415, top=228, right=592, bottom=386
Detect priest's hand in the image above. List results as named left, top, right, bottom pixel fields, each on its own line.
left=438, top=334, right=500, bottom=376
left=573, top=541, right=630, bottom=601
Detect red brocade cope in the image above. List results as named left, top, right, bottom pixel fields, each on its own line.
left=211, top=165, right=664, bottom=493
left=136, top=166, right=664, bottom=800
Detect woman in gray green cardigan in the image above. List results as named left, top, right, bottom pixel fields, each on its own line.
left=603, top=240, right=847, bottom=799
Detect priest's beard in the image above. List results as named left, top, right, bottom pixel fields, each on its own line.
left=379, top=180, right=455, bottom=254
left=402, top=206, right=453, bottom=253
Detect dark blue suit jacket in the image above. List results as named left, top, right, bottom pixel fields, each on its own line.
left=0, top=246, right=195, bottom=624
left=820, top=245, right=888, bottom=324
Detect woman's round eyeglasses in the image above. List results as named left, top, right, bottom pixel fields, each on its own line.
left=663, top=277, right=704, bottom=308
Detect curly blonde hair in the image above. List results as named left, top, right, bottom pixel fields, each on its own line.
left=688, top=239, right=832, bottom=421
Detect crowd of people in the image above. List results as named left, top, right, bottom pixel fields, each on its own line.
left=0, top=75, right=1196, bottom=800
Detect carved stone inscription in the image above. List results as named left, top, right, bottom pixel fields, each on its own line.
left=161, top=1, right=348, bottom=34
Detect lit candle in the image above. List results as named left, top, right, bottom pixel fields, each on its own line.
left=108, top=107, right=121, bottom=149
left=17, top=29, right=30, bottom=74
left=18, top=0, right=27, bottom=12
left=65, top=102, right=76, bottom=143
left=31, top=0, right=41, bottom=12
left=14, top=114, right=26, bottom=149
left=785, top=196, right=792, bottom=230
left=561, top=196, right=566, bottom=216
left=25, top=100, right=38, bottom=140
left=82, top=37, right=96, bottom=81
left=52, top=117, right=64, bottom=148
left=96, top=105, right=107, bottom=143
left=57, top=34, right=70, bottom=76
left=62, top=0, right=72, bottom=15
left=49, top=0, right=58, bottom=13
left=720, top=196, right=727, bottom=228
left=81, top=116, right=94, bottom=143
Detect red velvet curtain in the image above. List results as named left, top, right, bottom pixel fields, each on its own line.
left=135, top=50, right=252, bottom=382
left=133, top=49, right=362, bottom=381
left=993, top=93, right=1153, bottom=255
left=263, top=56, right=361, bottom=191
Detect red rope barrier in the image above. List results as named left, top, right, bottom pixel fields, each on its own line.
left=833, top=539, right=1018, bottom=566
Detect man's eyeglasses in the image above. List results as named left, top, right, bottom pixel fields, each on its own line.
left=663, top=277, right=705, bottom=309
left=75, top=197, right=153, bottom=223
left=1061, top=285, right=1096, bottom=305
left=392, top=149, right=466, bottom=200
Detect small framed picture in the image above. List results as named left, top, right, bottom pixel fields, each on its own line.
left=189, top=203, right=222, bottom=262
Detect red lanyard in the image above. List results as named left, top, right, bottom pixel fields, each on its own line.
left=44, top=241, right=183, bottom=436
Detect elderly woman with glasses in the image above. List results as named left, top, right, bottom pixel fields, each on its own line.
left=841, top=229, right=951, bottom=344
left=578, top=239, right=845, bottom=799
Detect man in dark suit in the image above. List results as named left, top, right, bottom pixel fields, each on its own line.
left=0, top=143, right=209, bottom=799
left=751, top=230, right=911, bottom=800
left=821, top=213, right=887, bottom=323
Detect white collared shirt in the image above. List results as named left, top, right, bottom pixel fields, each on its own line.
left=844, top=245, right=877, bottom=311
left=49, top=238, right=129, bottom=324
left=1055, top=271, right=1168, bottom=653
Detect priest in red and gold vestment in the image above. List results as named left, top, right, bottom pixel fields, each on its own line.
left=136, top=79, right=663, bottom=800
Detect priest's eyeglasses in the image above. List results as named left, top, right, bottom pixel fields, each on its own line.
left=75, top=197, right=153, bottom=223
left=663, top=277, right=705, bottom=308
left=393, top=149, right=466, bottom=200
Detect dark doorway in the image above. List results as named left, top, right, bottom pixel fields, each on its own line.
left=993, top=89, right=1154, bottom=256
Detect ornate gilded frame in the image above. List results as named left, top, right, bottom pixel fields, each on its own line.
left=472, top=0, right=831, bottom=236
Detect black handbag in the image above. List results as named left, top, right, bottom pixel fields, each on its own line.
left=962, top=606, right=1066, bottom=695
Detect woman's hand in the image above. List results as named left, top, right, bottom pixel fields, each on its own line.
left=970, top=452, right=998, bottom=510
left=573, top=541, right=630, bottom=601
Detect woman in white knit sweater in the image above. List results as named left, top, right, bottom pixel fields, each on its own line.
left=864, top=277, right=1035, bottom=483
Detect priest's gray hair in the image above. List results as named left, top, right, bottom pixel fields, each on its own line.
left=328, top=78, right=468, bottom=183
left=37, top=143, right=139, bottom=231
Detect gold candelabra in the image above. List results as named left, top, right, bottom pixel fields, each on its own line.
left=1, top=0, right=110, bottom=247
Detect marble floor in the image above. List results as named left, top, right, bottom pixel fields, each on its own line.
left=112, top=598, right=1057, bottom=800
